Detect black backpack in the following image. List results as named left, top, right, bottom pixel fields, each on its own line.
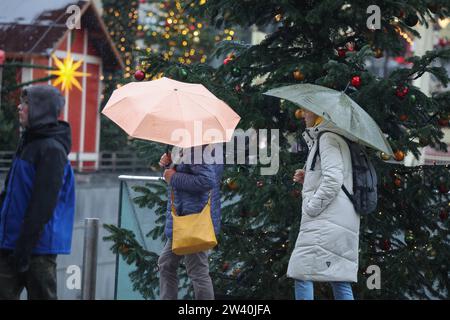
left=310, top=131, right=378, bottom=215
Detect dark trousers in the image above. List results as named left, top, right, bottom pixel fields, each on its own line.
left=0, top=250, right=57, bottom=300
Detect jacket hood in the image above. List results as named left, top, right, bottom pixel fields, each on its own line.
left=24, top=85, right=65, bottom=129
left=25, top=121, right=72, bottom=155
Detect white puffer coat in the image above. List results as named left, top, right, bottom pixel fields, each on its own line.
left=287, top=120, right=360, bottom=282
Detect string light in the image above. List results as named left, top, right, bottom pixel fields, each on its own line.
left=395, top=27, right=413, bottom=45
left=131, top=1, right=238, bottom=67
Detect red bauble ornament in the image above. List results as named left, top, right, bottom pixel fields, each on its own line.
left=337, top=48, right=347, bottom=58
left=351, top=76, right=361, bottom=88
left=346, top=42, right=355, bottom=52
left=395, top=85, right=409, bottom=99
left=394, top=178, right=402, bottom=188
left=438, top=118, right=449, bottom=127
left=0, top=49, right=5, bottom=65
left=235, top=84, right=242, bottom=93
left=134, top=70, right=145, bottom=81
left=139, top=0, right=146, bottom=3
left=439, top=184, right=448, bottom=194
left=256, top=180, right=264, bottom=188
left=439, top=209, right=448, bottom=221
left=382, top=239, right=391, bottom=251
left=223, top=53, right=235, bottom=65
left=399, top=114, right=408, bottom=122
left=438, top=38, right=447, bottom=47
left=222, top=262, right=230, bottom=271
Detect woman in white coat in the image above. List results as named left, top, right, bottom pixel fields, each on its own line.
left=288, top=109, right=360, bottom=300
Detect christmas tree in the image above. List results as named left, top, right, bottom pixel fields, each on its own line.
left=137, top=0, right=235, bottom=66
left=99, top=0, right=233, bottom=151
left=105, top=1, right=450, bottom=299
left=100, top=0, right=139, bottom=151
left=0, top=62, right=20, bottom=150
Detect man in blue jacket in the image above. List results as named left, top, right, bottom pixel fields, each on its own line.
left=0, top=85, right=75, bottom=300
left=158, top=146, right=223, bottom=299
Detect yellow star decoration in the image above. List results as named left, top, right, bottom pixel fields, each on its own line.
left=48, top=52, right=90, bottom=93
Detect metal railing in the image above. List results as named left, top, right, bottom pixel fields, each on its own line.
left=0, top=151, right=14, bottom=172
left=0, top=151, right=148, bottom=173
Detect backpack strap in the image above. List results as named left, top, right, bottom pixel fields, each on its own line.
left=310, top=131, right=329, bottom=171
left=341, top=185, right=355, bottom=205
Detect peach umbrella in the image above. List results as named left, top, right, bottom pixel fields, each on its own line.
left=102, top=77, right=241, bottom=148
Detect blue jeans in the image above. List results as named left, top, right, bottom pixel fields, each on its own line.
left=295, top=280, right=354, bottom=300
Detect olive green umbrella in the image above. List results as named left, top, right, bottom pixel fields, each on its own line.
left=264, top=83, right=394, bottom=155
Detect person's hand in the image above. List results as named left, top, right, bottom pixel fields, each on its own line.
left=159, top=153, right=172, bottom=168
left=163, top=168, right=176, bottom=184
left=293, top=169, right=305, bottom=184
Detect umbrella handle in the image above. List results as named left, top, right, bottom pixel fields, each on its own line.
left=161, top=145, right=174, bottom=180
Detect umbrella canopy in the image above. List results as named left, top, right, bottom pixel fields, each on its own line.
left=102, top=77, right=241, bottom=148
left=264, top=83, right=394, bottom=155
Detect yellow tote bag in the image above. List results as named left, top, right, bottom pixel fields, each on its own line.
left=171, top=191, right=217, bottom=255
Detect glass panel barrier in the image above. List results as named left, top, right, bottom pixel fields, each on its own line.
left=114, top=176, right=164, bottom=299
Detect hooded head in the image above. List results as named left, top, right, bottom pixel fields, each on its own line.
left=301, top=108, right=323, bottom=128
left=20, top=85, right=65, bottom=129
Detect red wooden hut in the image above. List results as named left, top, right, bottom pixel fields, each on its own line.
left=0, top=0, right=124, bottom=171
